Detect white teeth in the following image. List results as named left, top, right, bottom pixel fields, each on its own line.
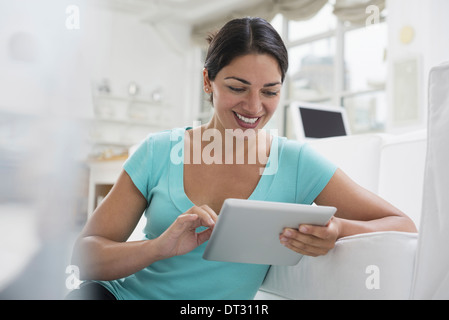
left=235, top=112, right=259, bottom=124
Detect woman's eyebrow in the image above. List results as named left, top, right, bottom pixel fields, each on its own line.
left=263, top=82, right=282, bottom=87
left=224, top=76, right=251, bottom=85
left=224, top=76, right=281, bottom=87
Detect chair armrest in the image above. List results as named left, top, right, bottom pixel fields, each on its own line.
left=258, top=231, right=418, bottom=300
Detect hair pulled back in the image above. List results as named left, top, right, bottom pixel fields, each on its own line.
left=204, top=17, right=288, bottom=84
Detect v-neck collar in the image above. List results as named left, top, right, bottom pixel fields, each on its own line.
left=168, top=127, right=284, bottom=213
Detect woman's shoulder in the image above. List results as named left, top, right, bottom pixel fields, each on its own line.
left=142, top=127, right=188, bottom=146
left=278, top=136, right=307, bottom=152
left=276, top=137, right=328, bottom=168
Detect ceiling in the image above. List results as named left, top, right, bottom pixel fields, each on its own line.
left=95, top=0, right=264, bottom=25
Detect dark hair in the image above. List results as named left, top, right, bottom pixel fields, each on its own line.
left=204, top=17, right=289, bottom=84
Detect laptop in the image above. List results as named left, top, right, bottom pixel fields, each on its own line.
left=289, top=101, right=350, bottom=140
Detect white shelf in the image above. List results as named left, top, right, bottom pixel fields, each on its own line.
left=92, top=94, right=166, bottom=107
left=88, top=93, right=172, bottom=154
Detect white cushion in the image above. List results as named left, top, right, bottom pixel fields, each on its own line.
left=412, top=62, right=449, bottom=299
left=258, top=232, right=418, bottom=300
left=378, top=131, right=427, bottom=228
left=307, top=134, right=384, bottom=194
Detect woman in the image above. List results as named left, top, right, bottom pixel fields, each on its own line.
left=69, top=17, right=417, bottom=300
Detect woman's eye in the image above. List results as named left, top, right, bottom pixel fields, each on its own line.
left=263, top=91, right=279, bottom=97
left=227, top=86, right=279, bottom=97
left=228, top=86, right=245, bottom=93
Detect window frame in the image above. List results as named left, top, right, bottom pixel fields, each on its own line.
left=282, top=14, right=387, bottom=134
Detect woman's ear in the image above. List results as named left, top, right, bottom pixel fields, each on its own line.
left=203, top=68, right=212, bottom=93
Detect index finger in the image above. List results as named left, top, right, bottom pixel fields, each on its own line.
left=189, top=205, right=217, bottom=227
left=199, top=204, right=218, bottom=223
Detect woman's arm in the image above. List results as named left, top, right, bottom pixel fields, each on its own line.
left=280, top=169, right=418, bottom=257
left=72, top=170, right=217, bottom=281
left=316, top=169, right=417, bottom=237
left=71, top=170, right=157, bottom=281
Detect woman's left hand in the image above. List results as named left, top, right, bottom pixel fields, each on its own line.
left=279, top=217, right=340, bottom=257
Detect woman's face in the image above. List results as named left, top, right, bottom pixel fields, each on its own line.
left=204, top=54, right=283, bottom=132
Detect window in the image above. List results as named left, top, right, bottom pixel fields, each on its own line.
left=344, top=23, right=387, bottom=93
left=289, top=37, right=336, bottom=104
left=282, top=4, right=388, bottom=134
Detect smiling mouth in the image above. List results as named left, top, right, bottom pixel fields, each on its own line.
left=233, top=112, right=261, bottom=125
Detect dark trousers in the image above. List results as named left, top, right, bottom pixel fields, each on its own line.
left=65, top=281, right=116, bottom=300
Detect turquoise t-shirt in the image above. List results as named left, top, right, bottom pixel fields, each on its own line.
left=98, top=127, right=337, bottom=300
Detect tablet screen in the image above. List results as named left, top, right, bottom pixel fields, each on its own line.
left=203, top=199, right=336, bottom=266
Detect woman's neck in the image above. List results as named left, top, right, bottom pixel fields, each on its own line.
left=192, top=117, right=271, bottom=166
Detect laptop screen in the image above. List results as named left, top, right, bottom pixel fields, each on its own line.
left=299, top=106, right=347, bottom=139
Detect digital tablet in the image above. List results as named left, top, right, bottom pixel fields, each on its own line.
left=202, top=199, right=336, bottom=266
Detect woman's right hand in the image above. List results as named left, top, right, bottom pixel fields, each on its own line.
left=154, top=205, right=218, bottom=259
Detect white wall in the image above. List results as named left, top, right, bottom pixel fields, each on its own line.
left=81, top=5, right=194, bottom=127
left=0, top=0, right=193, bottom=126
left=386, top=0, right=449, bottom=133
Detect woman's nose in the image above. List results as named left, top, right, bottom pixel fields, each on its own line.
left=243, top=91, right=263, bottom=115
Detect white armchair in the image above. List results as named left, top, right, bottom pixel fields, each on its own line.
left=257, top=232, right=418, bottom=300
left=255, top=60, right=449, bottom=300
left=255, top=131, right=424, bottom=300
left=411, top=62, right=449, bottom=299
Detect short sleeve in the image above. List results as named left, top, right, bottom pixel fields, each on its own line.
left=123, top=135, right=154, bottom=201
left=296, top=143, right=337, bottom=204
